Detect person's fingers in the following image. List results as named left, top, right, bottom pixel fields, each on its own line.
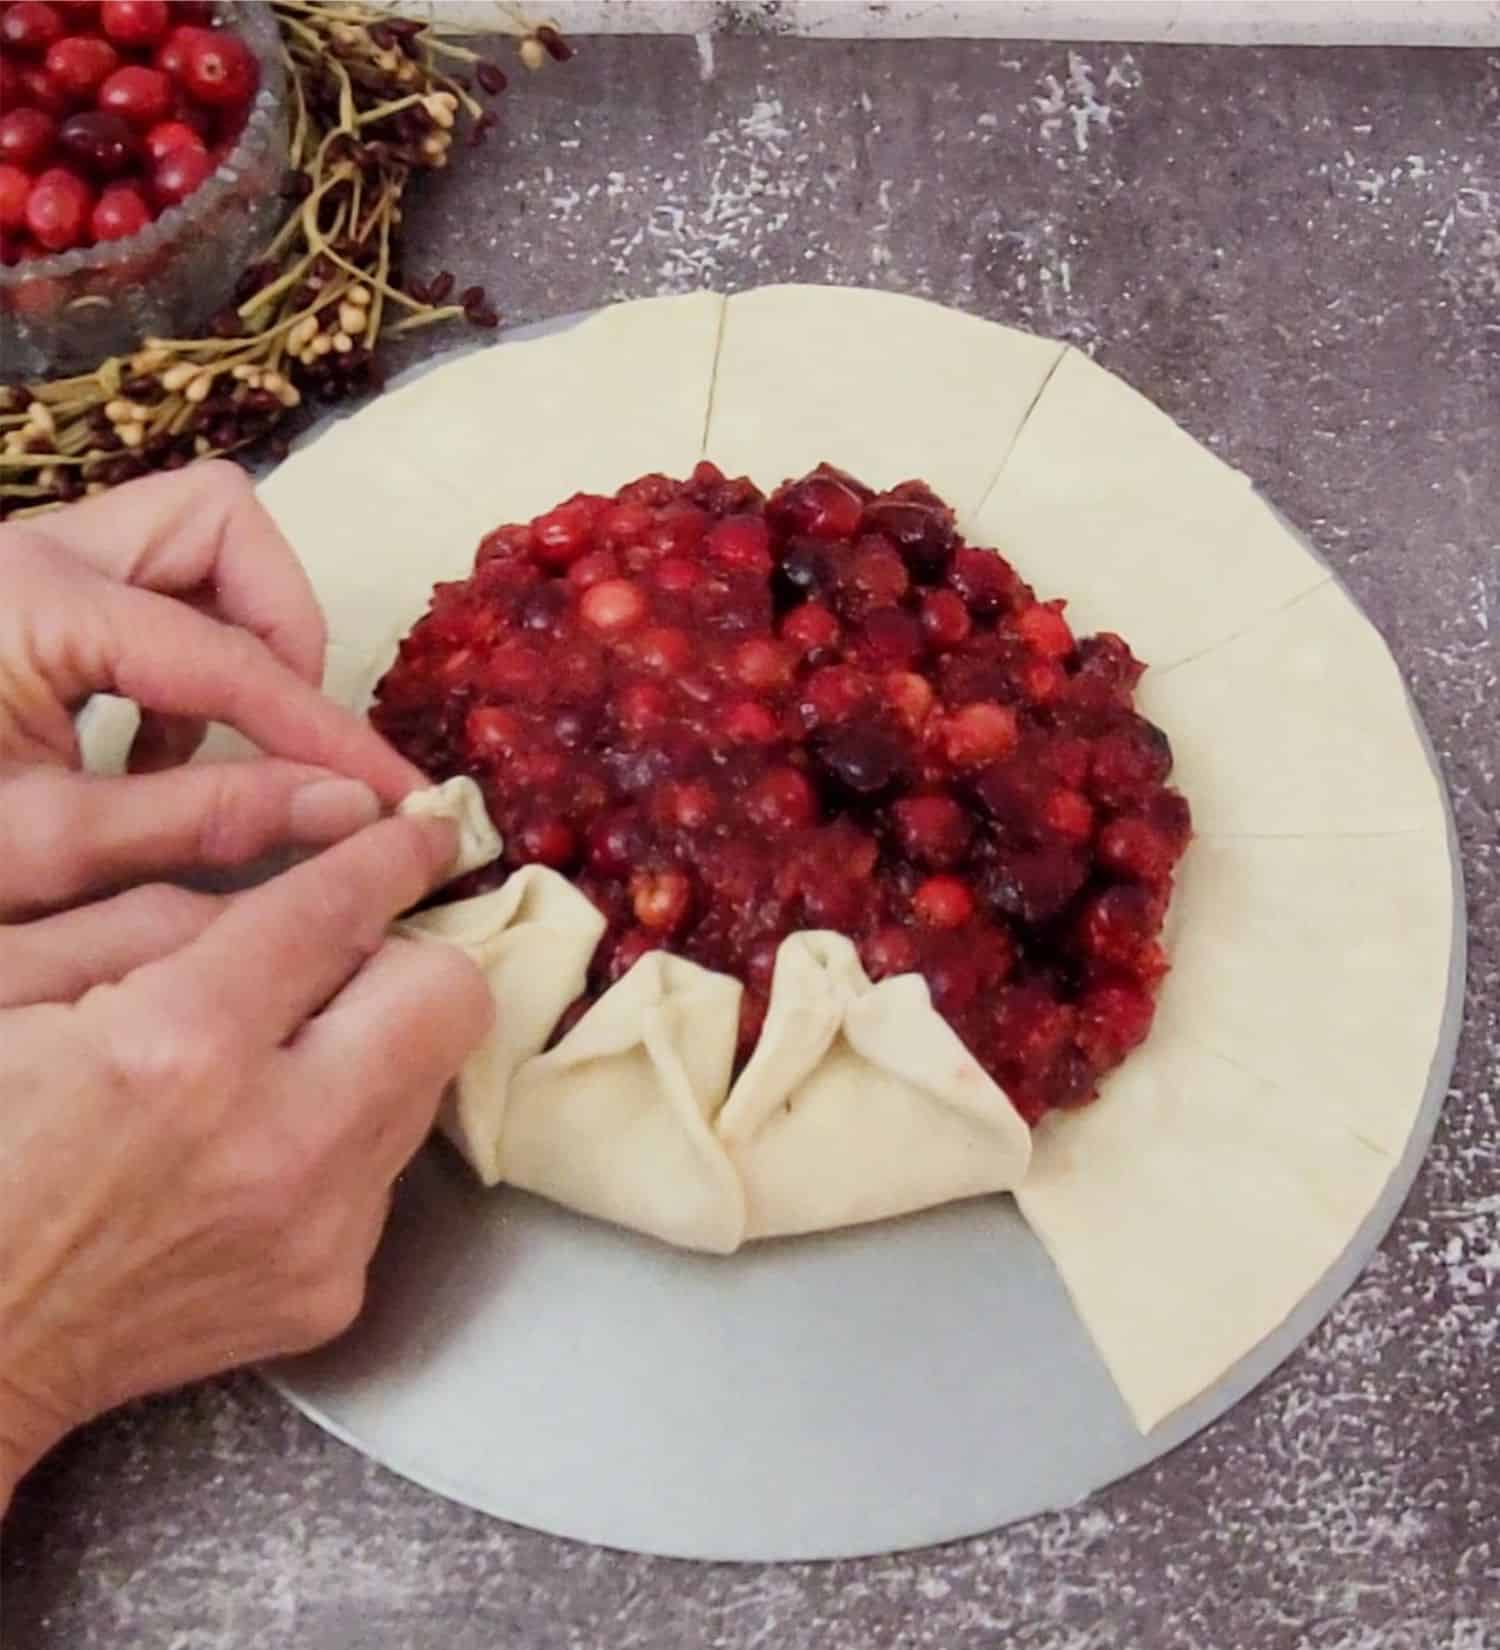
left=30, top=461, right=326, bottom=685
left=121, top=814, right=461, bottom=1052
left=285, top=935, right=493, bottom=1170
left=0, top=884, right=224, bottom=1008
left=127, top=711, right=207, bottom=774
left=0, top=761, right=383, bottom=919
left=60, top=566, right=421, bottom=802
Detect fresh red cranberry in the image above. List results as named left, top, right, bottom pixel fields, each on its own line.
left=98, top=64, right=173, bottom=127
left=893, top=795, right=971, bottom=868
left=940, top=701, right=1018, bottom=767
left=746, top=767, right=816, bottom=831
left=99, top=0, right=170, bottom=46
left=147, top=134, right=211, bottom=204
left=0, top=164, right=29, bottom=230
left=43, top=32, right=116, bottom=98
left=178, top=24, right=257, bottom=107
left=89, top=178, right=147, bottom=238
left=151, top=22, right=197, bottom=79
left=141, top=117, right=203, bottom=162
left=24, top=164, right=91, bottom=249
left=16, top=61, right=66, bottom=114
left=0, top=107, right=57, bottom=169
left=57, top=109, right=138, bottom=177
left=580, top=578, right=646, bottom=634
left=1, top=3, right=65, bottom=53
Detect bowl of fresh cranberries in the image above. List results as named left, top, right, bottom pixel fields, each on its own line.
left=0, top=0, right=286, bottom=376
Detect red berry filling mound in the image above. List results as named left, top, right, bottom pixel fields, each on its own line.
left=373, top=463, right=1192, bottom=1125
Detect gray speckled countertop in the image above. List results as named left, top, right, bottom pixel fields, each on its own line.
left=4, top=33, right=1498, bottom=1650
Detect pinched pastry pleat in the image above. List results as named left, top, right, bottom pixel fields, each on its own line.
left=398, top=868, right=606, bottom=1186
left=502, top=952, right=748, bottom=1254
left=397, top=777, right=505, bottom=878
left=716, top=934, right=1032, bottom=1240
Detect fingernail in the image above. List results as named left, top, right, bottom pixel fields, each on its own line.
left=290, top=778, right=382, bottom=842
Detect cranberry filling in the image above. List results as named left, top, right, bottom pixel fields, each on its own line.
left=373, top=463, right=1192, bottom=1124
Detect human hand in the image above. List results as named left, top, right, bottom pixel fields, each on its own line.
left=0, top=460, right=418, bottom=790
left=0, top=815, right=492, bottom=1507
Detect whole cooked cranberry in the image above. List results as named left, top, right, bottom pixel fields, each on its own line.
left=800, top=663, right=871, bottom=728
left=1078, top=982, right=1155, bottom=1063
left=465, top=705, right=523, bottom=757
left=722, top=699, right=780, bottom=744
left=651, top=555, right=701, bottom=595
left=837, top=539, right=909, bottom=617
left=0, top=107, right=57, bottom=170
left=926, top=954, right=979, bottom=1015
left=774, top=538, right=832, bottom=604
left=616, top=680, right=670, bottom=734
left=24, top=165, right=91, bottom=249
left=178, top=23, right=257, bottom=108
left=770, top=469, right=864, bottom=541
left=982, top=845, right=1089, bottom=924
left=532, top=498, right=600, bottom=567
left=580, top=577, right=646, bottom=634
left=142, top=117, right=204, bottom=162
left=816, top=722, right=906, bottom=796
left=599, top=501, right=651, bottom=549
left=57, top=109, right=138, bottom=177
left=860, top=497, right=955, bottom=580
left=920, top=589, right=971, bottom=649
left=641, top=503, right=708, bottom=559
left=1041, top=787, right=1094, bottom=843
left=780, top=601, right=839, bottom=654
left=1087, top=717, right=1173, bottom=810
left=1096, top=816, right=1177, bottom=883
left=883, top=669, right=934, bottom=731
left=941, top=701, right=1018, bottom=768
left=858, top=606, right=923, bottom=667
left=517, top=582, right=572, bottom=635
left=98, top=65, right=172, bottom=127
left=893, top=795, right=972, bottom=868
left=0, top=164, right=29, bottom=230
left=913, top=875, right=975, bottom=929
left=1013, top=600, right=1075, bottom=661
left=731, top=637, right=794, bottom=692
left=1, top=3, right=65, bottom=52
left=567, top=549, right=620, bottom=590
left=631, top=868, right=693, bottom=932
left=634, top=625, right=692, bottom=676
left=516, top=816, right=579, bottom=870
left=706, top=514, right=771, bottom=570
left=861, top=926, right=917, bottom=980
left=950, top=547, right=1025, bottom=618
left=99, top=0, right=170, bottom=46
left=745, top=767, right=816, bottom=831
left=1075, top=884, right=1159, bottom=968
left=90, top=178, right=148, bottom=239
left=149, top=139, right=213, bottom=206
left=1071, top=632, right=1144, bottom=709
left=43, top=32, right=116, bottom=98
left=586, top=809, right=648, bottom=877
left=0, top=55, right=23, bottom=111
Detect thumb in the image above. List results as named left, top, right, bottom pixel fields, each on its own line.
left=0, top=761, right=383, bottom=920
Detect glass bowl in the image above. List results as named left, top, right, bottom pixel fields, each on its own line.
left=0, top=1, right=289, bottom=381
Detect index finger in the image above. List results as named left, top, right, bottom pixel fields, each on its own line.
left=122, top=814, right=461, bottom=1050
left=88, top=574, right=424, bottom=803
left=32, top=461, right=326, bottom=685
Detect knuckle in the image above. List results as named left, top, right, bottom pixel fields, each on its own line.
left=192, top=767, right=267, bottom=866
left=287, top=1270, right=367, bottom=1349
left=106, top=1011, right=229, bottom=1100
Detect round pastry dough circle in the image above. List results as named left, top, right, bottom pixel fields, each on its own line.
left=251, top=286, right=1452, bottom=1439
